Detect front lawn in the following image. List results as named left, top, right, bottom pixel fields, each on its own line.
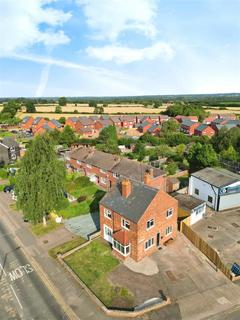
left=57, top=175, right=105, bottom=219
left=49, top=236, right=86, bottom=258
left=31, top=220, right=62, bottom=236
left=64, top=239, right=134, bottom=308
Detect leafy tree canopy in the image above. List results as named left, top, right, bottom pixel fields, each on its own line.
left=15, top=135, right=66, bottom=224
left=187, top=142, right=219, bottom=171
left=96, top=125, right=119, bottom=154
left=58, top=97, right=67, bottom=106
left=55, top=105, right=62, bottom=113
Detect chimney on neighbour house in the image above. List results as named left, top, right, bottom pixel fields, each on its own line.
left=121, top=179, right=132, bottom=198
left=144, top=168, right=154, bottom=185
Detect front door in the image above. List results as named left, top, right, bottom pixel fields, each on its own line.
left=156, top=232, right=161, bottom=247
left=104, top=225, right=113, bottom=244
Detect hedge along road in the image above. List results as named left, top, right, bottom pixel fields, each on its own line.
left=0, top=218, right=67, bottom=320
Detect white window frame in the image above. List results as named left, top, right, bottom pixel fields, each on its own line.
left=147, top=219, right=154, bottom=230
left=121, top=218, right=130, bottom=230
left=104, top=208, right=112, bottom=220
left=166, top=208, right=173, bottom=219
left=144, top=237, right=154, bottom=250
left=165, top=226, right=173, bottom=236
left=113, top=240, right=131, bottom=257
left=86, top=164, right=92, bottom=169
left=113, top=173, right=119, bottom=178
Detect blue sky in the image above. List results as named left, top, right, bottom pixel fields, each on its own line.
left=0, top=0, right=239, bottom=97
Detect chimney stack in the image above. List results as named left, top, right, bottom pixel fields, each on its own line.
left=121, top=179, right=132, bottom=198
left=144, top=168, right=154, bottom=185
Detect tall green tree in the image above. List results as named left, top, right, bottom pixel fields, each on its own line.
left=187, top=142, right=218, bottom=171
left=15, top=135, right=66, bottom=224
left=60, top=125, right=77, bottom=146
left=58, top=97, right=67, bottom=106
left=55, top=105, right=62, bottom=113
left=96, top=125, right=119, bottom=154
left=25, top=101, right=36, bottom=113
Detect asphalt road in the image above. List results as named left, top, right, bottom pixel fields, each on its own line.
left=0, top=218, right=67, bottom=320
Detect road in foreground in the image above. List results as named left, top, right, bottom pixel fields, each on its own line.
left=0, top=218, right=67, bottom=320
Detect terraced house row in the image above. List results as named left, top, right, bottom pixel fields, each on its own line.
left=67, top=146, right=166, bottom=190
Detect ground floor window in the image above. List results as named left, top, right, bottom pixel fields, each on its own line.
left=144, top=237, right=154, bottom=250
left=113, top=240, right=130, bottom=256
left=165, top=226, right=173, bottom=236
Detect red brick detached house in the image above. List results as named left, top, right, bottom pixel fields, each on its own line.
left=100, top=179, right=178, bottom=261
left=65, top=117, right=79, bottom=130
left=194, top=124, right=215, bottom=138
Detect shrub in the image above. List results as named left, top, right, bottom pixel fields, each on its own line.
left=77, top=195, right=87, bottom=203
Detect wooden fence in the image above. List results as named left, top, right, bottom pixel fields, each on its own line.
left=181, top=221, right=232, bottom=280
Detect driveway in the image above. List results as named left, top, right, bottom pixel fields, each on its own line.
left=64, top=211, right=100, bottom=239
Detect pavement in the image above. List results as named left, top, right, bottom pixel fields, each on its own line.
left=64, top=211, right=100, bottom=239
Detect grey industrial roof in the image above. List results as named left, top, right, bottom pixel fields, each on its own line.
left=175, top=194, right=205, bottom=211
left=192, top=167, right=240, bottom=188
left=100, top=181, right=158, bottom=223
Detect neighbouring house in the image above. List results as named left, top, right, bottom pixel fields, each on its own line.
left=34, top=123, right=54, bottom=135
left=31, top=117, right=46, bottom=134
left=194, top=124, right=215, bottom=138
left=65, top=117, right=79, bottom=130
left=100, top=179, right=178, bottom=261
left=176, top=115, right=198, bottom=123
left=166, top=177, right=180, bottom=193
left=120, top=116, right=136, bottom=128
left=110, top=116, right=122, bottom=127
left=218, top=113, right=237, bottom=120
left=180, top=119, right=200, bottom=135
left=94, top=119, right=113, bottom=131
left=137, top=120, right=152, bottom=133
left=75, top=117, right=95, bottom=133
left=48, top=119, right=62, bottom=131
left=189, top=167, right=240, bottom=211
left=67, top=146, right=166, bottom=190
left=78, top=127, right=95, bottom=138
left=211, top=119, right=240, bottom=133
left=0, top=137, right=20, bottom=164
left=175, top=193, right=206, bottom=226
left=147, top=124, right=161, bottom=136
left=21, top=116, right=34, bottom=130
left=203, top=115, right=218, bottom=124
left=159, top=115, right=170, bottom=124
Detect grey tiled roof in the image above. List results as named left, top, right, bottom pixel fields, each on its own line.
left=2, top=137, right=19, bottom=148
left=86, top=150, right=120, bottom=171
left=50, top=119, right=62, bottom=128
left=195, top=124, right=208, bottom=132
left=100, top=181, right=158, bottom=223
left=192, top=167, right=240, bottom=188
left=181, top=119, right=196, bottom=127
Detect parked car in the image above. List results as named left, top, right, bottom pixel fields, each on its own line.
left=3, top=185, right=14, bottom=193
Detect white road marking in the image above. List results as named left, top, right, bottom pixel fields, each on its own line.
left=0, top=261, right=7, bottom=276
left=10, top=284, right=23, bottom=309
left=9, top=264, right=34, bottom=282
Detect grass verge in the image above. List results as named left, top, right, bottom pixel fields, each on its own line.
left=49, top=236, right=86, bottom=258
left=31, top=220, right=62, bottom=236
left=64, top=239, right=134, bottom=308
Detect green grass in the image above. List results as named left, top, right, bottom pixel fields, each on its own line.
left=49, top=236, right=87, bottom=258
left=0, top=131, right=14, bottom=138
left=0, top=168, right=8, bottom=180
left=31, top=220, right=62, bottom=236
left=57, top=175, right=105, bottom=219
left=64, top=239, right=134, bottom=308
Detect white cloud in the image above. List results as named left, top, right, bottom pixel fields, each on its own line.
left=86, top=42, right=174, bottom=64
left=76, top=0, right=158, bottom=40
left=0, top=0, right=71, bottom=56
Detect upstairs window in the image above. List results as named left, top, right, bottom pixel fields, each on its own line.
left=147, top=219, right=154, bottom=230
left=166, top=208, right=173, bottom=218
left=121, top=218, right=130, bottom=230
left=195, top=188, right=199, bottom=195
left=104, top=208, right=112, bottom=219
